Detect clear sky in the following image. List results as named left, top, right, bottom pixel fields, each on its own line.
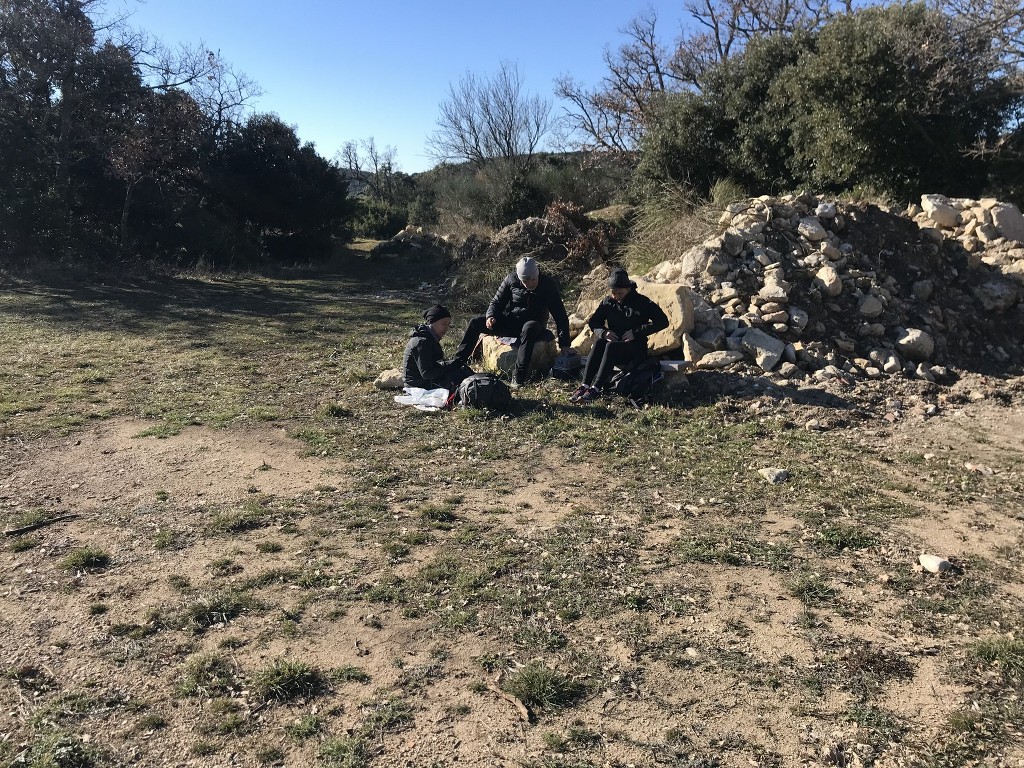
left=110, top=0, right=690, bottom=173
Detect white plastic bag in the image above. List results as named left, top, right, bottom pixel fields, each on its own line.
left=394, top=387, right=449, bottom=411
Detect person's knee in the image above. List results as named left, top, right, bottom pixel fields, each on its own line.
left=521, top=320, right=543, bottom=340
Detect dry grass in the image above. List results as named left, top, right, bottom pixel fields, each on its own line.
left=1, top=249, right=1022, bottom=767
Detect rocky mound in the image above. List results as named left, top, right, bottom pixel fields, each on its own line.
left=636, top=193, right=1023, bottom=383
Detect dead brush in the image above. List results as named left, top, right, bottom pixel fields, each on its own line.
left=624, top=179, right=744, bottom=275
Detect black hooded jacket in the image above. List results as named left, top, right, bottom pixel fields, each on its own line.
left=587, top=287, right=669, bottom=343
left=403, top=324, right=458, bottom=390
left=486, top=272, right=571, bottom=347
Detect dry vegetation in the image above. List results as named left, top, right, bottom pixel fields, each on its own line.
left=1, top=254, right=1022, bottom=767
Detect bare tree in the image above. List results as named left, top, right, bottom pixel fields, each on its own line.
left=188, top=48, right=261, bottom=140
left=556, top=11, right=681, bottom=155
left=337, top=137, right=400, bottom=203
left=427, top=60, right=551, bottom=173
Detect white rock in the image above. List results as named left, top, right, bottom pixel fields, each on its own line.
left=815, top=202, right=837, bottom=219
left=797, top=217, right=827, bottom=241
left=895, top=328, right=935, bottom=362
left=741, top=328, right=787, bottom=371
left=921, top=194, right=961, bottom=228
left=695, top=350, right=745, bottom=369
left=815, top=265, right=843, bottom=297
left=918, top=554, right=952, bottom=574
left=374, top=369, right=405, bottom=390
left=758, top=467, right=789, bottom=484
left=991, top=202, right=1024, bottom=243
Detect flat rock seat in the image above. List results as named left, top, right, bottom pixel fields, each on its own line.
left=479, top=333, right=558, bottom=377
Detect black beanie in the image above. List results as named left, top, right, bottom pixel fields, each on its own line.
left=608, top=268, right=632, bottom=289
left=423, top=304, right=451, bottom=323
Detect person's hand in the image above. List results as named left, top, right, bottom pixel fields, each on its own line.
left=485, top=316, right=496, bottom=330
left=621, top=330, right=635, bottom=342
left=603, top=330, right=619, bottom=342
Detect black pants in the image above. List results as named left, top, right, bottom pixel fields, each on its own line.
left=454, top=316, right=546, bottom=379
left=583, top=338, right=647, bottom=390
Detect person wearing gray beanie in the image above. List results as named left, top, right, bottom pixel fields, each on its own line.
left=402, top=304, right=472, bottom=392
left=452, top=255, right=571, bottom=388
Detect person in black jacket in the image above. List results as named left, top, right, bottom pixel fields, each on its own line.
left=571, top=268, right=669, bottom=403
left=452, top=256, right=571, bottom=388
left=403, top=304, right=471, bottom=392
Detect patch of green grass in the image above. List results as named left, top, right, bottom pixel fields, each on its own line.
left=502, top=662, right=585, bottom=711
left=9, top=534, right=43, bottom=552
left=787, top=572, right=838, bottom=606
left=251, top=659, right=326, bottom=703
left=61, top=547, right=111, bottom=571
left=178, top=654, right=243, bottom=698
left=676, top=531, right=793, bottom=571
left=182, top=590, right=256, bottom=631
left=13, top=734, right=98, bottom=768
left=968, top=636, right=1024, bottom=680
left=812, top=523, right=877, bottom=554
left=319, top=735, right=372, bottom=768
left=256, top=540, right=284, bottom=553
left=190, top=740, right=219, bottom=757
left=359, top=697, right=415, bottom=736
left=285, top=713, right=324, bottom=742
left=153, top=529, right=184, bottom=551
left=87, top=603, right=108, bottom=616
left=205, top=505, right=269, bottom=535
left=256, top=746, right=286, bottom=766
left=330, top=665, right=371, bottom=684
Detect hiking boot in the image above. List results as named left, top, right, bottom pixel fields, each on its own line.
left=569, top=385, right=589, bottom=403
left=576, top=386, right=600, bottom=404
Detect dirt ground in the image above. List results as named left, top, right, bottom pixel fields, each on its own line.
left=2, top=368, right=1023, bottom=767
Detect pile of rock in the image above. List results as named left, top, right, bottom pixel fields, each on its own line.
left=370, top=226, right=452, bottom=258
left=910, top=194, right=1024, bottom=311
left=608, top=192, right=1023, bottom=382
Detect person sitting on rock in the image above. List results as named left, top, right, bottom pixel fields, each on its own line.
left=571, top=268, right=669, bottom=404
left=403, top=304, right=472, bottom=392
left=452, top=256, right=571, bottom=388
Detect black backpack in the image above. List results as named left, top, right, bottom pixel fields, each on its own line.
left=454, top=373, right=513, bottom=412
left=609, top=357, right=664, bottom=405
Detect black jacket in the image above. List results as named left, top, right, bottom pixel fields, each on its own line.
left=486, top=272, right=571, bottom=347
left=587, top=288, right=669, bottom=343
left=403, top=324, right=458, bottom=390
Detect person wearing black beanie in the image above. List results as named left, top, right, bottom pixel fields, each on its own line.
left=570, top=269, right=669, bottom=403
left=402, top=304, right=471, bottom=391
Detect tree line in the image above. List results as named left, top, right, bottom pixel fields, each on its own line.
left=1, top=0, right=350, bottom=270
left=2, top=0, right=1022, bottom=272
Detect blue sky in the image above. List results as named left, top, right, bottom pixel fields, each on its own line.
left=112, top=1, right=690, bottom=172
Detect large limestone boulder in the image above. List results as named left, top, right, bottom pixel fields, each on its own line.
left=991, top=202, right=1024, bottom=243
left=634, top=279, right=695, bottom=354
left=741, top=328, right=786, bottom=371
left=480, top=335, right=558, bottom=376
left=921, top=194, right=961, bottom=229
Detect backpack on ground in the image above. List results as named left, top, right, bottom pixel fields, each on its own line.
left=608, top=356, right=663, bottom=405
left=453, top=373, right=513, bottom=412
